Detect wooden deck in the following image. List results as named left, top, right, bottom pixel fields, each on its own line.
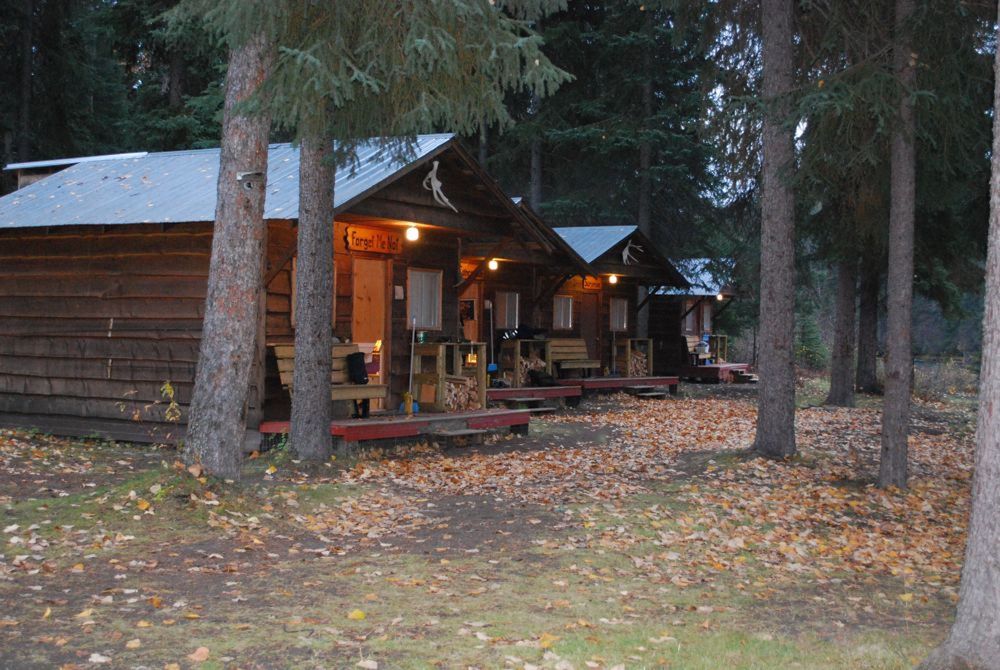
left=258, top=407, right=530, bottom=445
left=680, top=363, right=751, bottom=383
left=486, top=386, right=582, bottom=401
left=555, top=375, right=679, bottom=394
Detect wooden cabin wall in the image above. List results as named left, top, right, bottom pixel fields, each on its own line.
left=0, top=221, right=291, bottom=442
left=554, top=276, right=637, bottom=370
left=388, top=230, right=461, bottom=407
left=0, top=223, right=211, bottom=442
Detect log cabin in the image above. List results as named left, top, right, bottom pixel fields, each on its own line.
left=552, top=225, right=689, bottom=377
left=0, top=134, right=573, bottom=442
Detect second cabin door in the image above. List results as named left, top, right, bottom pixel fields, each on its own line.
left=352, top=258, right=389, bottom=387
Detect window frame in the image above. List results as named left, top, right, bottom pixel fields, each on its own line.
left=609, top=296, right=629, bottom=332
left=495, top=290, right=520, bottom=329
left=407, top=267, right=443, bottom=330
left=553, top=294, right=573, bottom=330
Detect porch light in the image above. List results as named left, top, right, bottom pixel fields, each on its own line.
left=406, top=225, right=419, bottom=241
left=488, top=259, right=499, bottom=271
left=608, top=274, right=618, bottom=284
left=716, top=293, right=725, bottom=301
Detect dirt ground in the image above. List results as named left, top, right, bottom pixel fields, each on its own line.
left=0, top=384, right=975, bottom=669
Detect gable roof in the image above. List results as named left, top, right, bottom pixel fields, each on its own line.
left=553, top=225, right=637, bottom=264
left=663, top=258, right=735, bottom=296
left=0, top=134, right=454, bottom=229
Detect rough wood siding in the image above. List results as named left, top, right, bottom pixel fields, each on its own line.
left=265, top=220, right=296, bottom=339
left=0, top=223, right=212, bottom=441
left=388, top=232, right=461, bottom=408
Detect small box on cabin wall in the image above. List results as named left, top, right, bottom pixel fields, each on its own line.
left=394, top=285, right=404, bottom=300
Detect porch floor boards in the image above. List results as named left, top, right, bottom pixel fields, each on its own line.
left=258, top=407, right=530, bottom=443
left=555, top=375, right=679, bottom=393
left=486, top=385, right=582, bottom=401
left=680, top=363, right=751, bottom=383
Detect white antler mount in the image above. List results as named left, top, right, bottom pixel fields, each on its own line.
left=622, top=239, right=643, bottom=265
left=423, top=161, right=458, bottom=213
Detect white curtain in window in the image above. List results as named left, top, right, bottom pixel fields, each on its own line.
left=408, top=269, right=441, bottom=329
left=701, top=301, right=712, bottom=333
left=610, top=297, right=628, bottom=332
left=553, top=295, right=573, bottom=330
left=496, top=291, right=519, bottom=329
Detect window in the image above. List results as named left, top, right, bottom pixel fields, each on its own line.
left=407, top=268, right=442, bottom=329
left=701, top=301, right=713, bottom=333
left=495, top=291, right=519, bottom=329
left=684, top=300, right=697, bottom=333
left=553, top=295, right=573, bottom=330
left=610, top=297, right=628, bottom=332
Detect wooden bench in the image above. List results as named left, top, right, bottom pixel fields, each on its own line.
left=547, top=338, right=601, bottom=377
left=272, top=343, right=388, bottom=401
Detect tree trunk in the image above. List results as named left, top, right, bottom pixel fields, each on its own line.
left=167, top=49, right=185, bottom=110
left=637, top=9, right=653, bottom=240
left=856, top=256, right=881, bottom=393
left=290, top=133, right=334, bottom=460
left=753, top=0, right=797, bottom=460
left=478, top=119, right=488, bottom=168
left=529, top=113, right=542, bottom=210
left=18, top=0, right=33, bottom=161
left=879, top=0, right=916, bottom=490
left=826, top=257, right=857, bottom=406
left=184, top=34, right=273, bottom=480
left=919, top=14, right=1000, bottom=668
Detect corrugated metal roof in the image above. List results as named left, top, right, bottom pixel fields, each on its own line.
left=553, top=225, right=637, bottom=263
left=5, top=152, right=149, bottom=171
left=0, top=134, right=453, bottom=229
left=661, top=258, right=733, bottom=296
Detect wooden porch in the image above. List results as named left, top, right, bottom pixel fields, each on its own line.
left=680, top=363, right=753, bottom=383
left=258, top=407, right=531, bottom=450
left=555, top=375, right=679, bottom=395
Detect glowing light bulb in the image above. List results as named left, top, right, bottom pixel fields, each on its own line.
left=716, top=293, right=725, bottom=301
left=406, top=225, right=419, bottom=241
left=488, top=259, right=499, bottom=271
left=608, top=274, right=618, bottom=284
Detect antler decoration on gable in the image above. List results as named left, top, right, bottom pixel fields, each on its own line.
left=622, top=239, right=643, bottom=265
left=422, top=160, right=458, bottom=213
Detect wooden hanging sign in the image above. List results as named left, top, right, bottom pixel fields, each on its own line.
left=582, top=276, right=602, bottom=290
left=345, top=225, right=402, bottom=254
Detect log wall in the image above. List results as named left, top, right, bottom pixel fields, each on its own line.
left=0, top=221, right=293, bottom=442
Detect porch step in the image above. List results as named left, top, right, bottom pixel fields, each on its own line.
left=528, top=406, right=557, bottom=414
left=734, top=372, right=759, bottom=384
left=502, top=397, right=545, bottom=406
left=625, top=386, right=657, bottom=394
left=634, top=391, right=668, bottom=399
left=432, top=428, right=488, bottom=447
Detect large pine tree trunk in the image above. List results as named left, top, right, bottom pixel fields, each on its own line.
left=879, top=0, right=916, bottom=490
left=753, top=0, right=797, bottom=460
left=530, top=120, right=542, bottom=210
left=184, top=34, right=272, bottom=480
left=826, top=257, right=857, bottom=406
left=290, top=133, right=334, bottom=460
left=856, top=257, right=881, bottom=393
left=18, top=0, right=33, bottom=161
left=919, top=15, right=1000, bottom=668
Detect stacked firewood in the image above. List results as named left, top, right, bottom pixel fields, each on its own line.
left=444, top=376, right=479, bottom=411
left=518, top=355, right=547, bottom=386
left=628, top=349, right=649, bottom=377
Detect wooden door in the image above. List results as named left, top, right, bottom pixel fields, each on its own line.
left=580, top=293, right=599, bottom=359
left=352, top=258, right=387, bottom=342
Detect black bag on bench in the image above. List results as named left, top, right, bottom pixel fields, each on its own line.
left=345, top=351, right=370, bottom=418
